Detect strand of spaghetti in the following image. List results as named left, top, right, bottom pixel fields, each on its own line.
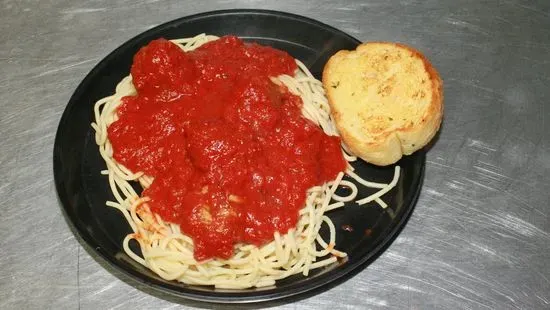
left=123, top=234, right=147, bottom=266
left=108, top=170, right=125, bottom=204
left=284, top=74, right=313, bottom=105
left=276, top=256, right=307, bottom=280
left=340, top=143, right=356, bottom=159
left=356, top=166, right=401, bottom=205
left=295, top=59, right=314, bottom=79
left=302, top=190, right=318, bottom=246
left=296, top=200, right=317, bottom=275
left=160, top=235, right=194, bottom=253
left=92, top=78, right=133, bottom=144
left=280, top=236, right=292, bottom=266
left=117, top=162, right=143, bottom=180
left=308, top=256, right=338, bottom=270
left=311, top=216, right=337, bottom=257
left=342, top=147, right=358, bottom=162
left=139, top=176, right=153, bottom=188
left=275, top=74, right=337, bottom=136
left=148, top=258, right=184, bottom=281
left=346, top=169, right=389, bottom=189
left=273, top=232, right=284, bottom=264
left=319, top=172, right=344, bottom=219
left=316, top=217, right=346, bottom=258
left=326, top=201, right=345, bottom=212
left=331, top=180, right=359, bottom=202
left=114, top=177, right=138, bottom=200
left=99, top=143, right=143, bottom=181
left=303, top=216, right=336, bottom=276
left=129, top=198, right=149, bottom=228
left=375, top=198, right=388, bottom=209
left=286, top=229, right=298, bottom=258
left=307, top=172, right=343, bottom=253
left=91, top=99, right=111, bottom=144
left=302, top=255, right=313, bottom=276
left=170, top=33, right=206, bottom=44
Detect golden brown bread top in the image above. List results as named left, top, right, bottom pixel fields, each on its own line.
left=322, top=42, right=443, bottom=166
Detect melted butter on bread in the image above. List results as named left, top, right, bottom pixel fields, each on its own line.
left=323, top=42, right=443, bottom=166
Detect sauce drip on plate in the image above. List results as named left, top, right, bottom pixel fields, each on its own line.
left=107, top=36, right=346, bottom=260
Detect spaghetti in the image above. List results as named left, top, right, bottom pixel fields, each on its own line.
left=91, top=33, right=400, bottom=289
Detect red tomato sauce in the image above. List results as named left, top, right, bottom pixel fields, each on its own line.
left=107, top=36, right=346, bottom=261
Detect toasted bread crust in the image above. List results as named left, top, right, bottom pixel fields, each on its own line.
left=322, top=42, right=443, bottom=166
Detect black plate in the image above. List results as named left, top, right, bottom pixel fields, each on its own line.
left=53, top=9, right=425, bottom=304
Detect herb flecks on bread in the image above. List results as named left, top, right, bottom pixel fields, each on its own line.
left=323, top=42, right=443, bottom=166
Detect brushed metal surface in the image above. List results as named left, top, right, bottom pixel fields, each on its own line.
left=1, top=0, right=549, bottom=309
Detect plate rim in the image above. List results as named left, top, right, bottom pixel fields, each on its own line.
left=53, top=8, right=426, bottom=304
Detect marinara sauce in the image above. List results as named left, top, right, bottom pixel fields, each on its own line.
left=108, top=36, right=346, bottom=261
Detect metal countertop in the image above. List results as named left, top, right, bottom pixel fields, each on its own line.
left=1, top=0, right=549, bottom=309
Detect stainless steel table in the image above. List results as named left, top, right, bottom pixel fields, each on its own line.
left=1, top=0, right=549, bottom=309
